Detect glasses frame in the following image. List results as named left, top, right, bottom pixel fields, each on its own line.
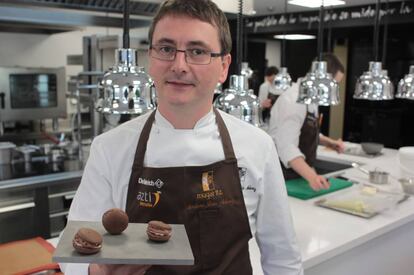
left=149, top=45, right=224, bottom=65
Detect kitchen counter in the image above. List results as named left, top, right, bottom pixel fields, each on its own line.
left=250, top=144, right=414, bottom=275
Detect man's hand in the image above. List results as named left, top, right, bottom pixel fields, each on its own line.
left=89, top=264, right=151, bottom=275
left=261, top=98, right=272, bottom=108
left=307, top=175, right=330, bottom=191
left=320, top=135, right=345, bottom=153
left=328, top=138, right=345, bottom=153
left=288, top=157, right=331, bottom=191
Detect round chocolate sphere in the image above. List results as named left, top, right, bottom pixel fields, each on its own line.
left=102, top=208, right=129, bottom=235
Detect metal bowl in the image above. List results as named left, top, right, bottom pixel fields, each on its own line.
left=361, top=142, right=384, bottom=155
left=400, top=178, right=414, bottom=195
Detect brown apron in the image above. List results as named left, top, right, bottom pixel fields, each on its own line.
left=282, top=105, right=320, bottom=180
left=125, top=109, right=253, bottom=275
left=262, top=92, right=279, bottom=122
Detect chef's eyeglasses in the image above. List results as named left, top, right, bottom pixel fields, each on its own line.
left=150, top=45, right=224, bottom=65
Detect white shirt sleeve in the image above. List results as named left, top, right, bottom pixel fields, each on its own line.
left=258, top=82, right=269, bottom=104
left=268, top=85, right=306, bottom=168
left=256, top=140, right=303, bottom=275
left=59, top=137, right=116, bottom=275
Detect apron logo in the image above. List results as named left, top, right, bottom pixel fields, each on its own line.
left=138, top=177, right=164, bottom=189
left=196, top=171, right=224, bottom=200
left=201, top=171, right=214, bottom=191
left=136, top=191, right=161, bottom=208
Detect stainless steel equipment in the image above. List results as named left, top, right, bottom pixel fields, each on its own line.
left=396, top=65, right=414, bottom=100
left=96, top=48, right=155, bottom=114
left=0, top=66, right=66, bottom=121
left=274, top=67, right=292, bottom=92
left=0, top=142, right=16, bottom=164
left=352, top=163, right=389, bottom=185
left=297, top=61, right=340, bottom=106
left=354, top=62, right=394, bottom=100
left=214, top=75, right=262, bottom=127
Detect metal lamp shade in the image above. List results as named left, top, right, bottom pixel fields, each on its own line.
left=274, top=67, right=292, bottom=92
left=214, top=75, right=262, bottom=127
left=96, top=48, right=155, bottom=114
left=354, top=62, right=394, bottom=100
left=297, top=61, right=340, bottom=106
left=396, top=65, right=414, bottom=100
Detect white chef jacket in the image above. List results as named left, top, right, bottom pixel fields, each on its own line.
left=61, top=109, right=303, bottom=275
left=268, top=81, right=319, bottom=168
left=258, top=80, right=282, bottom=105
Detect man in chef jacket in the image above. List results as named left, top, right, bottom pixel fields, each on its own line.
left=60, top=0, right=303, bottom=274
left=258, top=66, right=280, bottom=122
left=268, top=53, right=345, bottom=191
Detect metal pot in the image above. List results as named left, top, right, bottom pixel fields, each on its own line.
left=352, top=163, right=389, bottom=184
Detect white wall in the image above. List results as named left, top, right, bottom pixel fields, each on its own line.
left=0, top=26, right=149, bottom=77
left=265, top=40, right=281, bottom=69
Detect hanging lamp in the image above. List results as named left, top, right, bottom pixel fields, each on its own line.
left=96, top=0, right=155, bottom=114
left=274, top=0, right=292, bottom=92
left=354, top=0, right=394, bottom=100
left=214, top=0, right=262, bottom=126
left=396, top=65, right=414, bottom=100
left=297, top=3, right=340, bottom=106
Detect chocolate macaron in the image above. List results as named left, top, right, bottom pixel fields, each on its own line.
left=72, top=227, right=103, bottom=254
left=102, top=208, right=129, bottom=235
left=147, top=220, right=172, bottom=242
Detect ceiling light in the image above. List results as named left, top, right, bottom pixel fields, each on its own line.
left=288, top=0, right=346, bottom=8
left=274, top=34, right=316, bottom=40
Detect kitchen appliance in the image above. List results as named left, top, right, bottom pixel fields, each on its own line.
left=0, top=66, right=66, bottom=121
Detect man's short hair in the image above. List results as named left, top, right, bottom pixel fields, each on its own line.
left=265, top=66, right=279, bottom=77
left=148, top=0, right=232, bottom=55
left=320, top=53, right=345, bottom=76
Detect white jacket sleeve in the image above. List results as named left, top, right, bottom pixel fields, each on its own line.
left=268, top=89, right=306, bottom=168
left=59, top=137, right=116, bottom=275
left=258, top=83, right=268, bottom=104
left=255, top=140, right=303, bottom=275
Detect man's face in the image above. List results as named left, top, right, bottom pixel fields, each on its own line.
left=148, top=15, right=231, bottom=110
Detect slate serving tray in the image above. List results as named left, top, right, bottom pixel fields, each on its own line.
left=53, top=220, right=194, bottom=265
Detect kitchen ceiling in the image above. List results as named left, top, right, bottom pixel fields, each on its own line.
left=253, top=0, right=404, bottom=15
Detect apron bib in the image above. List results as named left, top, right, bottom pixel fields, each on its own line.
left=282, top=105, right=320, bottom=180
left=125, top=109, right=253, bottom=275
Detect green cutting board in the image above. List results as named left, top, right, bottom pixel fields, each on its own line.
left=286, top=177, right=353, bottom=200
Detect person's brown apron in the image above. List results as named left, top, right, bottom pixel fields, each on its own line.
left=262, top=93, right=279, bottom=122
left=125, top=109, right=253, bottom=275
left=282, top=105, right=320, bottom=180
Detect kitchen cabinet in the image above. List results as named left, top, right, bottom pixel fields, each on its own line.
left=0, top=170, right=82, bottom=243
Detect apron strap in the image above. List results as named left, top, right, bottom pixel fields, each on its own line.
left=213, top=108, right=237, bottom=162
left=133, top=110, right=157, bottom=170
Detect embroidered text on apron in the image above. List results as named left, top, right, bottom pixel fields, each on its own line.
left=126, top=109, right=253, bottom=275
left=282, top=105, right=320, bottom=180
